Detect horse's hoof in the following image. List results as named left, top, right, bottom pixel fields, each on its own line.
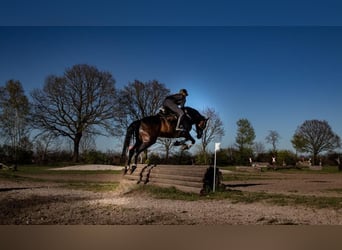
left=130, top=165, right=137, bottom=174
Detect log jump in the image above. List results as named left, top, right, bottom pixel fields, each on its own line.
left=123, top=164, right=222, bottom=194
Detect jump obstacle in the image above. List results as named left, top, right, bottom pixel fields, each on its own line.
left=123, top=164, right=222, bottom=194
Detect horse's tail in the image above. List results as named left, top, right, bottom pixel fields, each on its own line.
left=121, top=120, right=140, bottom=163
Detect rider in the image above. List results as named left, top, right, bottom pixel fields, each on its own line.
left=163, top=88, right=188, bottom=131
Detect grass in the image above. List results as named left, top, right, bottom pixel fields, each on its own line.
left=45, top=169, right=122, bottom=175
left=220, top=165, right=342, bottom=174
left=62, top=182, right=119, bottom=192
left=135, top=185, right=201, bottom=201
left=138, top=185, right=342, bottom=210
left=220, top=165, right=341, bottom=182
left=222, top=173, right=275, bottom=182
left=268, top=165, right=341, bottom=174
left=325, top=188, right=342, bottom=194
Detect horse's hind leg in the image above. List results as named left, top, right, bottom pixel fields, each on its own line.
left=127, top=140, right=143, bottom=174
left=124, top=142, right=139, bottom=174
left=130, top=141, right=155, bottom=174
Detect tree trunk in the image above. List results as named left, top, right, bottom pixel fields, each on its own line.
left=165, top=149, right=169, bottom=163
left=312, top=152, right=318, bottom=166
left=73, top=133, right=82, bottom=162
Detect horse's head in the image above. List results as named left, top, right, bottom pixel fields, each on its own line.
left=195, top=117, right=208, bottom=139
left=184, top=107, right=208, bottom=139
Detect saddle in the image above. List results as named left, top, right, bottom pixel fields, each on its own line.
left=158, top=107, right=178, bottom=121
left=158, top=107, right=191, bottom=130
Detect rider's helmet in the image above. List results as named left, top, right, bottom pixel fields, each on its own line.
left=179, top=89, right=188, bottom=96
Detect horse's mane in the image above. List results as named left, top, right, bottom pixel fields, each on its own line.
left=184, top=106, right=204, bottom=120
left=184, top=106, right=197, bottom=114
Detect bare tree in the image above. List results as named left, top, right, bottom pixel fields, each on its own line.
left=117, top=80, right=170, bottom=161
left=254, top=141, right=266, bottom=155
left=31, top=64, right=117, bottom=162
left=198, top=108, right=224, bottom=164
left=118, top=80, right=170, bottom=122
left=157, top=138, right=176, bottom=163
left=265, top=130, right=280, bottom=152
left=33, top=132, right=61, bottom=164
left=80, top=130, right=96, bottom=153
left=292, top=120, right=341, bottom=164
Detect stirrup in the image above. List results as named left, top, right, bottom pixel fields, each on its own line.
left=176, top=125, right=185, bottom=131
left=176, top=116, right=184, bottom=131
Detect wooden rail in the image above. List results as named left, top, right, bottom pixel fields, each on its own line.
left=123, top=164, right=222, bottom=194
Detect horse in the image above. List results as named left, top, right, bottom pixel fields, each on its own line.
left=121, top=106, right=208, bottom=174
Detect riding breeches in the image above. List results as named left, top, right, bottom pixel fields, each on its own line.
left=163, top=99, right=184, bottom=117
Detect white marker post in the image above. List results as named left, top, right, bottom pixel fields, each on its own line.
left=213, top=142, right=221, bottom=192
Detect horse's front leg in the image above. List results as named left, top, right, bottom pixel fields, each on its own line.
left=181, top=140, right=195, bottom=150
left=189, top=135, right=196, bottom=145
left=173, top=139, right=187, bottom=146
left=184, top=131, right=195, bottom=144
left=179, top=133, right=196, bottom=150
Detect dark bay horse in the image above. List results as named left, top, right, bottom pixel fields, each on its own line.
left=121, top=106, right=208, bottom=173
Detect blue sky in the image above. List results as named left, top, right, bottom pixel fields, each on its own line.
left=1, top=1, right=342, bottom=153
left=1, top=0, right=342, bottom=26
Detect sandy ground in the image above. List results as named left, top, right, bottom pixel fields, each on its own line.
left=1, top=165, right=342, bottom=225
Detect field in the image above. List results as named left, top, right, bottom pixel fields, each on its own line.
left=0, top=164, right=342, bottom=225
